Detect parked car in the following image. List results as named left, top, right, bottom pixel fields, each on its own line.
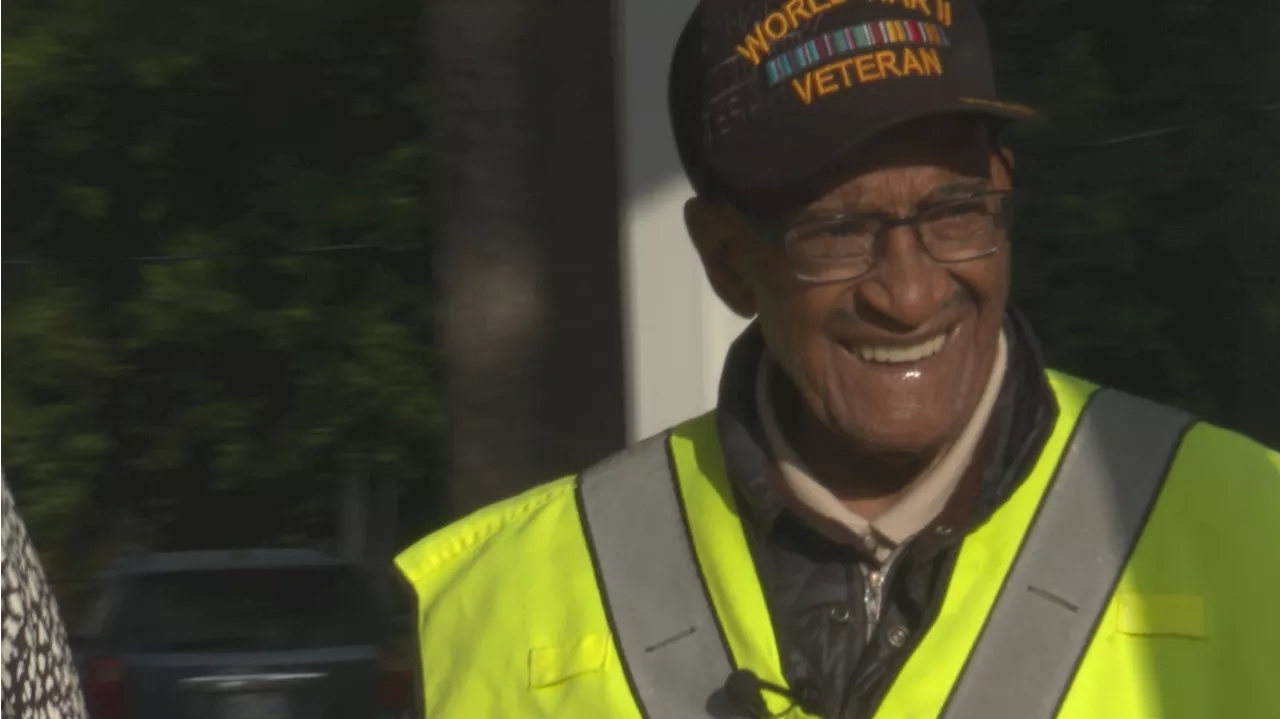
left=73, top=549, right=412, bottom=719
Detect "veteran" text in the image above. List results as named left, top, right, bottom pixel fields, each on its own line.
left=790, top=46, right=943, bottom=104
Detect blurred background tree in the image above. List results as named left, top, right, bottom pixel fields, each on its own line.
left=3, top=0, right=440, bottom=609
left=985, top=0, right=1280, bottom=446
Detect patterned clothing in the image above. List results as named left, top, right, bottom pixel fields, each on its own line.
left=2, top=476, right=88, bottom=718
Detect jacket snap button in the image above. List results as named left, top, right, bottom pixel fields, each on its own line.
left=829, top=606, right=852, bottom=624
left=886, top=625, right=910, bottom=648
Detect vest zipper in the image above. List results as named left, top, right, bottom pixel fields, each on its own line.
left=858, top=549, right=898, bottom=640
left=856, top=537, right=966, bottom=719
left=840, top=542, right=912, bottom=719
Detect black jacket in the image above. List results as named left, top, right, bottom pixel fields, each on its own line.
left=714, top=309, right=1057, bottom=719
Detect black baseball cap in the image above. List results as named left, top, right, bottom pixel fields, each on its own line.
left=669, top=0, right=1036, bottom=203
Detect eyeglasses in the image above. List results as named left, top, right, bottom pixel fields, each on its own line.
left=758, top=190, right=1013, bottom=284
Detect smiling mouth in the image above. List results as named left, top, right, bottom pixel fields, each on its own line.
left=853, top=326, right=959, bottom=364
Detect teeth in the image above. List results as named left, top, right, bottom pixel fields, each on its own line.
left=857, top=332, right=948, bottom=364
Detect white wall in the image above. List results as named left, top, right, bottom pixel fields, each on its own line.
left=617, top=0, right=751, bottom=443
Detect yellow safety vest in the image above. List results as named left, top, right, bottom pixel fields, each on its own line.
left=397, top=371, right=1280, bottom=718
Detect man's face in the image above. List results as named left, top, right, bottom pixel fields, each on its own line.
left=688, top=115, right=1013, bottom=456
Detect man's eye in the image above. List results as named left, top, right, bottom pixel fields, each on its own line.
left=792, top=221, right=875, bottom=258
left=828, top=219, right=877, bottom=237
left=798, top=217, right=877, bottom=239
left=934, top=199, right=987, bottom=218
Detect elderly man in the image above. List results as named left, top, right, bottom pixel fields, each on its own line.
left=397, top=0, right=1280, bottom=717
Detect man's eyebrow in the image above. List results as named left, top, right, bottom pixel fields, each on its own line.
left=785, top=178, right=994, bottom=222
left=922, top=179, right=992, bottom=203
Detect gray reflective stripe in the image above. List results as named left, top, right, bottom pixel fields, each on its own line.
left=942, top=388, right=1193, bottom=719
left=578, top=433, right=737, bottom=719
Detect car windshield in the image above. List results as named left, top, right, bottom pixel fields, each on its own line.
left=112, top=565, right=382, bottom=652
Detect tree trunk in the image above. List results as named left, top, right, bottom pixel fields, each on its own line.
left=428, top=0, right=625, bottom=519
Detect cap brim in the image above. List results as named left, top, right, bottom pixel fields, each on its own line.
left=719, top=96, right=1040, bottom=197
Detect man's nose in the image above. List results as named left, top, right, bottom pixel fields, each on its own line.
left=852, top=226, right=950, bottom=330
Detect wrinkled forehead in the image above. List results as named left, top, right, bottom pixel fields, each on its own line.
left=739, top=113, right=997, bottom=217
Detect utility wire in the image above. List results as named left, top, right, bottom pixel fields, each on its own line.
left=1060, top=101, right=1279, bottom=149
left=3, top=103, right=1275, bottom=266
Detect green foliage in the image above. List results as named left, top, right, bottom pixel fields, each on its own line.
left=984, top=0, right=1280, bottom=447
left=2, top=0, right=440, bottom=587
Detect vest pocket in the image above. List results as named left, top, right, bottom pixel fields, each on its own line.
left=528, top=634, right=613, bottom=689
left=1114, top=594, right=1206, bottom=639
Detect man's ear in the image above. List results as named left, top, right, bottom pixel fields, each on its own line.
left=994, top=147, right=1015, bottom=188
left=684, top=197, right=758, bottom=319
